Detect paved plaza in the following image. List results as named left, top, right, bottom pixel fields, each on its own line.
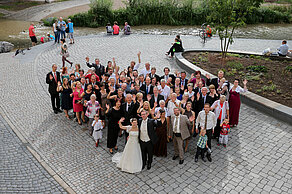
left=0, top=34, right=292, bottom=193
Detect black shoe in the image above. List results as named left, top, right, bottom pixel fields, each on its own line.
left=195, top=158, right=198, bottom=163
left=172, top=156, right=178, bottom=160
left=142, top=164, right=146, bottom=170
left=147, top=163, right=151, bottom=170
left=202, top=157, right=207, bottom=162
left=207, top=156, right=212, bottom=162
left=54, top=110, right=58, bottom=114
left=57, top=109, right=62, bottom=113
left=179, top=160, right=184, bottom=164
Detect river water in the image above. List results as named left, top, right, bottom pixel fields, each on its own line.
left=1, top=18, right=292, bottom=50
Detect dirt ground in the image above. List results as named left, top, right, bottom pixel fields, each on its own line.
left=183, top=51, right=292, bottom=108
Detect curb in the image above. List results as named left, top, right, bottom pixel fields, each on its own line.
left=175, top=49, right=292, bottom=126
left=0, top=99, right=76, bottom=194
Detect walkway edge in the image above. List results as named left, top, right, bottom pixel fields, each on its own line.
left=175, top=49, right=292, bottom=126
left=0, top=108, right=76, bottom=194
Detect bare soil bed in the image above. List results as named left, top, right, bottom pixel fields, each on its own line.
left=183, top=51, right=292, bottom=108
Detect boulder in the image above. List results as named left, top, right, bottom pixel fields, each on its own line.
left=0, top=41, right=14, bottom=53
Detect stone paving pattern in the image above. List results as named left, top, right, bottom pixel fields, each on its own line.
left=0, top=34, right=292, bottom=193
left=0, top=114, right=66, bottom=193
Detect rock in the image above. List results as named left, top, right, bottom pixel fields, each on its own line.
left=0, top=41, right=14, bottom=53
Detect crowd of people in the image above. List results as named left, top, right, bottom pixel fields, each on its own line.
left=46, top=42, right=248, bottom=173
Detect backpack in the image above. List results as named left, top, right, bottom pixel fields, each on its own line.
left=65, top=26, right=69, bottom=33
left=127, top=25, right=131, bottom=32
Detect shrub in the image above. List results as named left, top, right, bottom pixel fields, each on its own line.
left=247, top=65, right=268, bottom=73
left=285, top=65, right=292, bottom=72
left=226, top=61, right=244, bottom=71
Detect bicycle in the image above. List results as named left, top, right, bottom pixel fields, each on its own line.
left=198, top=23, right=209, bottom=44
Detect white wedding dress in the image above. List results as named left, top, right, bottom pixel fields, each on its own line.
left=112, top=126, right=142, bottom=173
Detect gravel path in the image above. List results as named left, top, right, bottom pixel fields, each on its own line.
left=0, top=34, right=291, bottom=193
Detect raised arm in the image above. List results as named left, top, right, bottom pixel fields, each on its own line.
left=118, top=118, right=128, bottom=130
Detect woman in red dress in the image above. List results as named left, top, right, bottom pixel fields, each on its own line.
left=71, top=81, right=84, bottom=125
left=228, top=79, right=247, bottom=127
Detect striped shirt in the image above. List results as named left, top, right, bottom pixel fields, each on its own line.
left=197, top=135, right=208, bottom=149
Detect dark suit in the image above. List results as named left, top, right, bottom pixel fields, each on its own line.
left=206, top=77, right=220, bottom=89
left=149, top=73, right=160, bottom=82
left=138, top=118, right=159, bottom=166
left=140, top=84, right=154, bottom=100
left=160, top=74, right=176, bottom=85
left=180, top=78, right=188, bottom=90
left=86, top=62, right=105, bottom=78
left=149, top=94, right=164, bottom=108
left=46, top=71, right=61, bottom=111
left=194, top=87, right=203, bottom=95
left=121, top=102, right=135, bottom=143
left=193, top=94, right=213, bottom=119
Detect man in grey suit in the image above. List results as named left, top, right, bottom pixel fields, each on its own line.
left=168, top=107, right=194, bottom=164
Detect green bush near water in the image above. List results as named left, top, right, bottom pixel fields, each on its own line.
left=42, top=0, right=292, bottom=27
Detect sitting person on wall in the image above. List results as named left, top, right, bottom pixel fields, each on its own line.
left=47, top=33, right=55, bottom=41
left=166, top=38, right=184, bottom=58
left=123, top=22, right=131, bottom=35
left=106, top=23, right=113, bottom=35
left=206, top=25, right=212, bottom=38
left=277, top=40, right=289, bottom=56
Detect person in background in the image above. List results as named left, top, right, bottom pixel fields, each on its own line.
left=218, top=119, right=230, bottom=147
left=67, top=19, right=75, bottom=44
left=106, top=23, right=113, bottom=35
left=166, top=38, right=183, bottom=58
left=47, top=33, right=55, bottom=41
left=40, top=37, right=45, bottom=43
left=278, top=40, right=289, bottom=56
left=29, top=22, right=37, bottom=47
left=53, top=19, right=60, bottom=44
left=60, top=39, right=73, bottom=68
left=113, top=21, right=120, bottom=35
left=58, top=17, right=66, bottom=39
left=206, top=25, right=212, bottom=38
left=123, top=22, right=131, bottom=35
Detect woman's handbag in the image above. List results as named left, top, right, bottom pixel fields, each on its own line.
left=63, top=52, right=69, bottom=58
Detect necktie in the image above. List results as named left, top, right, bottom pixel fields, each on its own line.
left=204, top=96, right=206, bottom=104
left=146, top=86, right=149, bottom=95
left=54, top=72, right=57, bottom=83
left=127, top=104, right=129, bottom=112
left=174, top=116, right=178, bottom=133
left=182, top=80, right=184, bottom=86
left=204, top=113, right=208, bottom=130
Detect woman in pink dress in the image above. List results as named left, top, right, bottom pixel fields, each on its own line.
left=188, top=70, right=205, bottom=87
left=70, top=81, right=84, bottom=125
left=228, top=79, right=247, bottom=127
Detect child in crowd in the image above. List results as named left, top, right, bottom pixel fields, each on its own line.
left=47, top=33, right=55, bottom=41
left=92, top=114, right=104, bottom=147
left=195, top=129, right=208, bottom=162
left=106, top=23, right=113, bottom=35
left=218, top=119, right=230, bottom=147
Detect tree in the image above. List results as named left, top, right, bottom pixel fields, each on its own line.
left=205, top=0, right=263, bottom=58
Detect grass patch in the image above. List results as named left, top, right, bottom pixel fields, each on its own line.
left=0, top=1, right=43, bottom=11
left=285, top=65, right=292, bottom=72
left=262, top=83, right=277, bottom=92
left=247, top=65, right=268, bottom=73
left=226, top=61, right=244, bottom=71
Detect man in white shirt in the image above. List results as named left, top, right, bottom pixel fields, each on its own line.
left=157, top=79, right=171, bottom=101
left=141, top=62, right=151, bottom=78
left=278, top=40, right=289, bottom=56
left=138, top=110, right=158, bottom=170
left=196, top=103, right=216, bottom=162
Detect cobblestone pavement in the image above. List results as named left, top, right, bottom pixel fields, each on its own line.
left=0, top=35, right=292, bottom=193
left=0, top=113, right=66, bottom=193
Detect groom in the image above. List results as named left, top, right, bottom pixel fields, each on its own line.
left=138, top=110, right=158, bottom=170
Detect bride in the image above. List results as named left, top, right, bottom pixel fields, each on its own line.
left=112, top=117, right=142, bottom=173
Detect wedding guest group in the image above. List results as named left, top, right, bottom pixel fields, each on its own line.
left=46, top=50, right=248, bottom=173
